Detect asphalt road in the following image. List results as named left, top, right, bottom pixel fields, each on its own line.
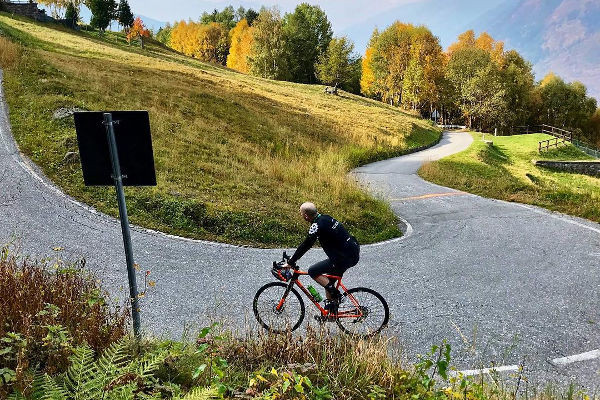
left=1, top=71, right=600, bottom=389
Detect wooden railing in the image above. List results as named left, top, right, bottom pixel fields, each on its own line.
left=538, top=125, right=572, bottom=152
left=514, top=124, right=573, bottom=152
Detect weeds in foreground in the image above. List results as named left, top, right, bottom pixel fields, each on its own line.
left=0, top=247, right=128, bottom=396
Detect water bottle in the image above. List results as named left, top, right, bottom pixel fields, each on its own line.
left=307, top=285, right=323, bottom=302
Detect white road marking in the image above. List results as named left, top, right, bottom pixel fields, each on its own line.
left=551, top=350, right=600, bottom=366
left=454, top=365, right=520, bottom=377
left=513, top=203, right=600, bottom=235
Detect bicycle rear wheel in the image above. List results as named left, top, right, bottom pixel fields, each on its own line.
left=336, top=287, right=389, bottom=337
left=253, top=282, right=305, bottom=333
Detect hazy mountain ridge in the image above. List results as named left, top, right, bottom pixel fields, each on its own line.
left=458, top=0, right=600, bottom=100
left=342, top=0, right=599, bottom=101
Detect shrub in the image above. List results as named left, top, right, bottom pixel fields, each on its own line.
left=0, top=247, right=128, bottom=396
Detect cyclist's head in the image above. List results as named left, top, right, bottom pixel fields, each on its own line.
left=300, top=202, right=317, bottom=222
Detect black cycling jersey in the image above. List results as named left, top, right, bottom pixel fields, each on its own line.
left=289, top=214, right=359, bottom=268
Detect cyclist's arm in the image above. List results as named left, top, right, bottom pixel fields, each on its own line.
left=289, top=223, right=318, bottom=265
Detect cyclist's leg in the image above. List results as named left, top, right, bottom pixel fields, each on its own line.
left=308, top=259, right=334, bottom=290
left=308, top=259, right=345, bottom=301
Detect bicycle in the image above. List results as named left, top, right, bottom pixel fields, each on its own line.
left=253, top=252, right=389, bottom=337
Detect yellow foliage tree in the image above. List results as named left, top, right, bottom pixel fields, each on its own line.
left=448, top=30, right=504, bottom=64
left=226, top=19, right=254, bottom=73
left=360, top=46, right=375, bottom=95
left=170, top=20, right=229, bottom=64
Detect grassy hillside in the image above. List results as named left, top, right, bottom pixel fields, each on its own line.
left=419, top=133, right=600, bottom=222
left=0, top=14, right=440, bottom=246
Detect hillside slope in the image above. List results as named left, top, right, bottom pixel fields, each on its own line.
left=0, top=14, right=440, bottom=246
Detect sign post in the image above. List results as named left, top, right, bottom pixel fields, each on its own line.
left=74, top=111, right=156, bottom=338
left=103, top=112, right=141, bottom=336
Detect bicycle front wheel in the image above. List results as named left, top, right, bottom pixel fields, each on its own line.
left=253, top=282, right=305, bottom=333
left=336, top=287, right=389, bottom=337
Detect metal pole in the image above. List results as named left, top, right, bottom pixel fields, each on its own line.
left=103, top=112, right=141, bottom=338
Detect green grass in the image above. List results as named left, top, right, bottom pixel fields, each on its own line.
left=0, top=14, right=441, bottom=246
left=419, top=132, right=600, bottom=222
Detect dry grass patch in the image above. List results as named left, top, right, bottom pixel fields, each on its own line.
left=0, top=14, right=440, bottom=246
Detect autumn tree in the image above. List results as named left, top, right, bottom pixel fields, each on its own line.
left=127, top=17, right=150, bottom=48
left=360, top=22, right=444, bottom=111
left=248, top=8, right=289, bottom=80
left=117, top=0, right=134, bottom=31
left=227, top=19, right=254, bottom=73
left=315, top=37, right=355, bottom=89
left=170, top=21, right=229, bottom=64
left=282, top=3, right=332, bottom=84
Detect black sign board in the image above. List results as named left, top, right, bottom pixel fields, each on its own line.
left=74, top=111, right=157, bottom=186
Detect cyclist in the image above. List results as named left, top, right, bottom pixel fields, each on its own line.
left=284, top=202, right=360, bottom=313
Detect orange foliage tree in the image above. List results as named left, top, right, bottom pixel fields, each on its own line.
left=226, top=18, right=254, bottom=73
left=127, top=17, right=150, bottom=49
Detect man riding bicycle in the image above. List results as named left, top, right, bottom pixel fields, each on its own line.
left=284, top=202, right=360, bottom=313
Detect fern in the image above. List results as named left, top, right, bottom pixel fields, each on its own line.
left=6, top=390, right=27, bottom=400
left=134, top=350, right=168, bottom=380
left=92, top=340, right=129, bottom=394
left=64, top=346, right=96, bottom=400
left=180, top=386, right=220, bottom=400
left=38, top=373, right=69, bottom=400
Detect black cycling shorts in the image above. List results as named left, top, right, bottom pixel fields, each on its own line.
left=308, top=259, right=348, bottom=279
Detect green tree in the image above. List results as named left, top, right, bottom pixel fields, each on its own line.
left=588, top=108, right=600, bottom=147
left=445, top=47, right=495, bottom=128
left=233, top=6, right=258, bottom=26
left=248, top=8, right=289, bottom=80
left=86, top=0, right=116, bottom=32
left=117, top=0, right=134, bottom=30
left=200, top=5, right=236, bottom=30
left=315, top=37, right=356, bottom=89
left=533, top=74, right=597, bottom=131
left=244, top=8, right=259, bottom=26
left=64, top=2, right=79, bottom=28
left=282, top=3, right=332, bottom=83
left=499, top=50, right=534, bottom=130
left=156, top=23, right=172, bottom=46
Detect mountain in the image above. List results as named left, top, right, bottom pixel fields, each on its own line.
left=342, top=0, right=600, bottom=101
left=468, top=0, right=600, bottom=100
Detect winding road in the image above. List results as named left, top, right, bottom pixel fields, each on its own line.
left=1, top=71, right=600, bottom=388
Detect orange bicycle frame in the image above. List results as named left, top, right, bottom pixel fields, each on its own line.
left=275, top=269, right=363, bottom=318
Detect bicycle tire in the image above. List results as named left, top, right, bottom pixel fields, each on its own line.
left=253, top=282, right=305, bottom=333
left=336, top=287, right=389, bottom=337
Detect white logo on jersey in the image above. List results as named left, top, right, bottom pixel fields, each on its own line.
left=308, top=223, right=318, bottom=235
left=332, top=221, right=339, bottom=229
